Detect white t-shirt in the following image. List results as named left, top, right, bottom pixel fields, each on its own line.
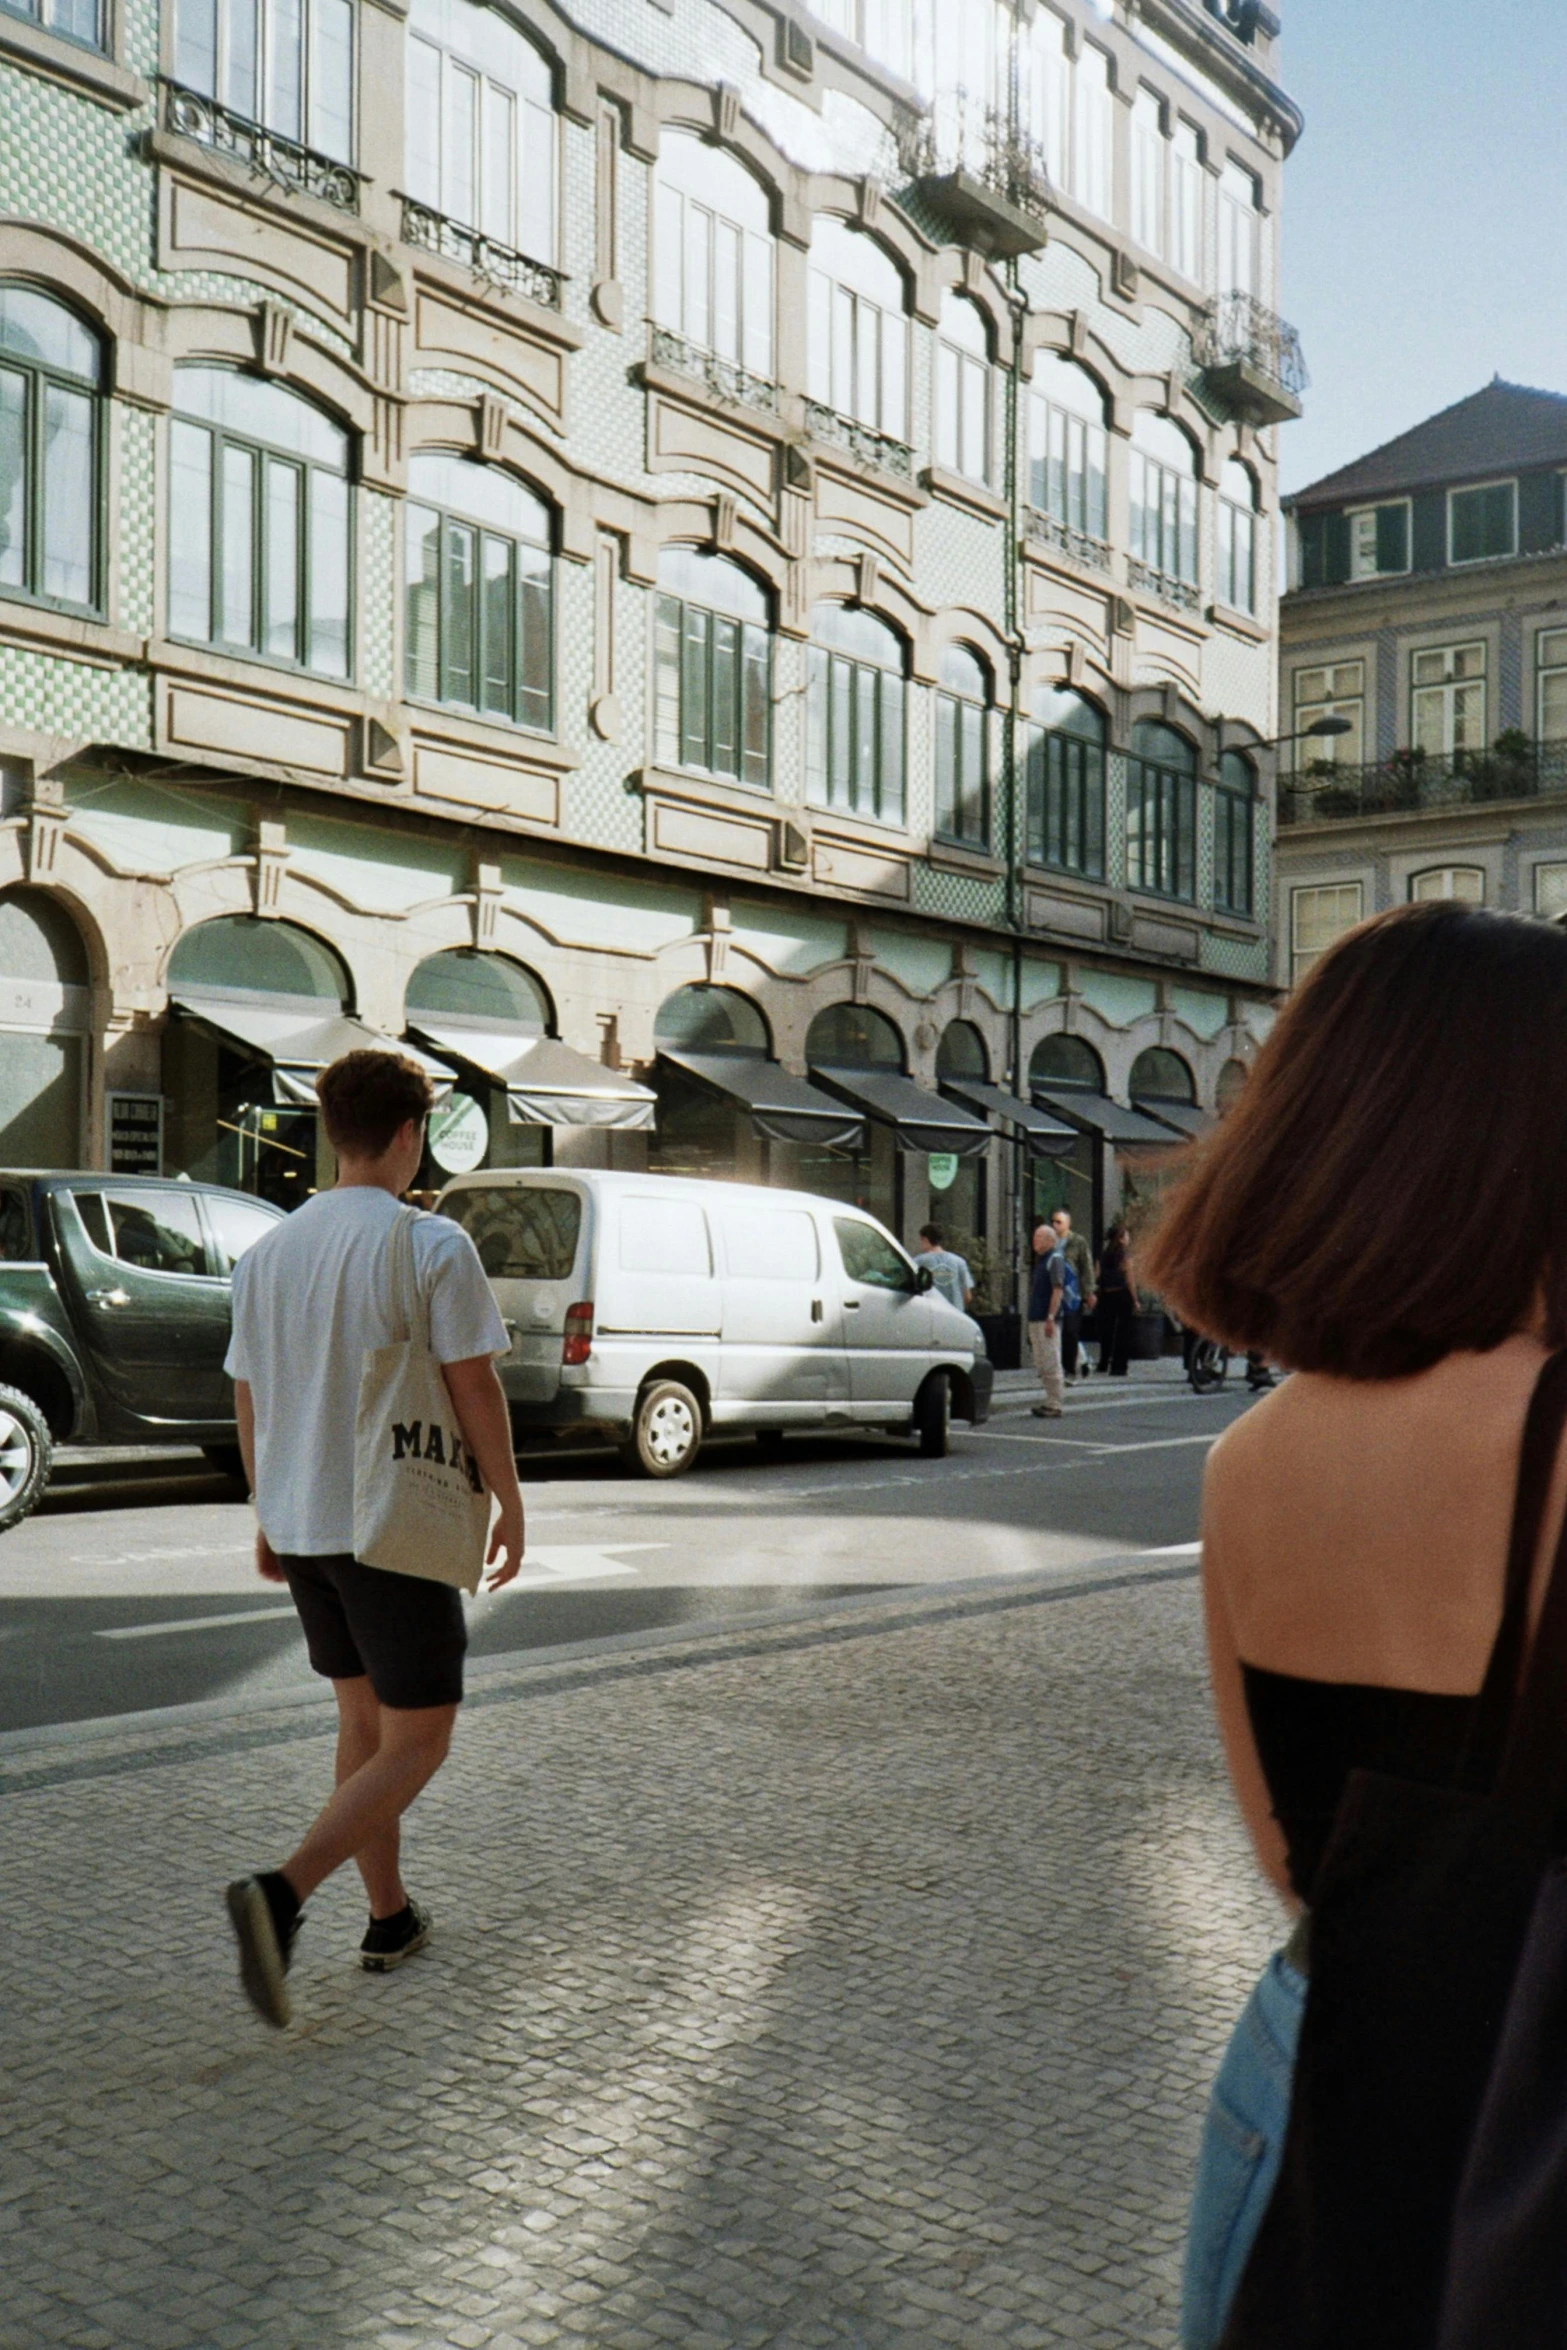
left=225, top=1186, right=508, bottom=1556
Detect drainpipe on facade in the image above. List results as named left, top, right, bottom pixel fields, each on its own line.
left=1003, top=246, right=1028, bottom=1325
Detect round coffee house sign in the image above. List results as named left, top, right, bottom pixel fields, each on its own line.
left=428, top=1092, right=489, bottom=1174
left=927, top=1152, right=959, bottom=1193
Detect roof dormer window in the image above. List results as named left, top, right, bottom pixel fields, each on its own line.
left=1449, top=479, right=1517, bottom=566
left=1349, top=499, right=1409, bottom=580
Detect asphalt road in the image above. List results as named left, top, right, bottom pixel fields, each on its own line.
left=0, top=1374, right=1258, bottom=1735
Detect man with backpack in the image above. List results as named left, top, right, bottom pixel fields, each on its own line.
left=1050, top=1208, right=1096, bottom=1383
left=222, top=1050, right=525, bottom=2029
left=1027, top=1216, right=1074, bottom=1419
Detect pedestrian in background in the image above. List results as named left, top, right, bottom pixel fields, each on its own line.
left=1144, top=901, right=1567, bottom=2347
left=1095, top=1222, right=1137, bottom=1377
left=1051, top=1208, right=1096, bottom=1382
left=915, top=1223, right=975, bottom=1313
left=1027, top=1216, right=1068, bottom=1418
left=224, top=1050, right=526, bottom=2030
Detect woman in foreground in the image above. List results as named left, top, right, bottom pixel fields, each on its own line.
left=1144, top=901, right=1567, bottom=2348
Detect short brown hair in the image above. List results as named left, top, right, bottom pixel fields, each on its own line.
left=1142, top=902, right=1567, bottom=1379
left=316, top=1050, right=434, bottom=1159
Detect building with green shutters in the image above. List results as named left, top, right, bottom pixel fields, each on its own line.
left=0, top=0, right=1301, bottom=1298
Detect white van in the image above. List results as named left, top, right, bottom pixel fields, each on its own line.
left=435, top=1168, right=993, bottom=1476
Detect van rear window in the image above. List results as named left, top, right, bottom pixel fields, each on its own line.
left=441, top=1187, right=581, bottom=1281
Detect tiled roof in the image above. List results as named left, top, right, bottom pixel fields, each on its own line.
left=1287, top=379, right=1567, bottom=513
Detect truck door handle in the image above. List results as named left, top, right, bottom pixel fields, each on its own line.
left=86, top=1287, right=130, bottom=1309
left=810, top=1298, right=823, bottom=1323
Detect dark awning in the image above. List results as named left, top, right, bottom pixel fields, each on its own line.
left=408, top=1023, right=656, bottom=1130
left=658, top=1050, right=865, bottom=1150
left=809, top=1065, right=994, bottom=1157
left=940, top=1076, right=1079, bottom=1158
left=1133, top=1098, right=1213, bottom=1142
left=172, top=994, right=456, bottom=1106
left=1032, top=1087, right=1185, bottom=1148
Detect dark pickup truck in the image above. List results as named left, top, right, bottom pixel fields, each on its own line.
left=0, top=1171, right=283, bottom=1531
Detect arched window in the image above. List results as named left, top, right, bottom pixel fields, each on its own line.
left=1218, top=457, right=1259, bottom=616
left=0, top=288, right=102, bottom=615
left=168, top=914, right=350, bottom=1004
left=406, top=949, right=551, bottom=1032
left=175, top=0, right=354, bottom=165
left=1215, top=748, right=1255, bottom=917
left=1027, top=351, right=1108, bottom=548
left=807, top=604, right=906, bottom=825
left=936, top=1019, right=988, bottom=1081
left=1216, top=1057, right=1249, bottom=1113
left=806, top=1001, right=903, bottom=1069
left=1030, top=1032, right=1104, bottom=1093
left=1130, top=1046, right=1195, bottom=1104
left=168, top=367, right=350, bottom=678
left=653, top=132, right=773, bottom=381
left=404, top=452, right=553, bottom=730
left=0, top=887, right=90, bottom=1169
left=1128, top=720, right=1197, bottom=901
left=654, top=984, right=770, bottom=1054
left=1026, top=688, right=1105, bottom=878
left=1410, top=866, right=1485, bottom=904
left=654, top=548, right=771, bottom=789
left=935, top=645, right=990, bottom=849
left=935, top=293, right=990, bottom=484
left=806, top=219, right=908, bottom=441
left=1129, top=411, right=1198, bottom=588
left=404, top=0, right=555, bottom=262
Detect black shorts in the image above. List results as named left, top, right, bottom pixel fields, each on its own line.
left=279, top=1553, right=467, bottom=1710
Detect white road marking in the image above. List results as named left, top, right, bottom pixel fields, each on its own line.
left=1142, top=1540, right=1203, bottom=1557
left=496, top=1542, right=666, bottom=1591
left=98, top=1605, right=298, bottom=1641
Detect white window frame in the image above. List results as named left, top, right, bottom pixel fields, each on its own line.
left=1217, top=460, right=1258, bottom=616
left=1071, top=42, right=1114, bottom=220
left=1347, top=498, right=1411, bottom=581
left=934, top=295, right=990, bottom=485
left=1170, top=120, right=1203, bottom=284
left=653, top=133, right=773, bottom=381
left=404, top=0, right=555, bottom=261
left=1217, top=158, right=1260, bottom=299
left=1408, top=866, right=1484, bottom=904
left=176, top=0, right=355, bottom=161
left=806, top=219, right=908, bottom=441
left=1447, top=478, right=1518, bottom=568
left=1537, top=627, right=1567, bottom=742
left=1131, top=88, right=1165, bottom=260
left=1290, top=882, right=1363, bottom=984
left=1291, top=660, right=1366, bottom=770
left=1410, top=640, right=1487, bottom=758
left=1534, top=862, right=1567, bottom=921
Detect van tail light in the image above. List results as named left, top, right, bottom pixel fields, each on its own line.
left=562, top=1301, right=594, bottom=1366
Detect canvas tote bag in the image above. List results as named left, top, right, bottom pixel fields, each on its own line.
left=352, top=1204, right=493, bottom=1593
left=1222, top=1348, right=1567, bottom=2349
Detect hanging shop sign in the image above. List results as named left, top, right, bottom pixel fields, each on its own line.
left=428, top=1092, right=489, bottom=1174
left=927, top=1152, right=959, bottom=1193
left=107, top=1092, right=164, bottom=1177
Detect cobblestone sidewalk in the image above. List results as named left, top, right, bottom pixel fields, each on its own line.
left=2, top=1569, right=1278, bottom=2350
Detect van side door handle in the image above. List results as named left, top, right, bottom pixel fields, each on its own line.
left=811, top=1297, right=823, bottom=1324
left=843, top=1298, right=860, bottom=1311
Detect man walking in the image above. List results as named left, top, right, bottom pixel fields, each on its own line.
left=1027, top=1217, right=1067, bottom=1419
left=914, top=1223, right=975, bottom=1312
left=1050, top=1208, right=1096, bottom=1382
left=223, top=1050, right=525, bottom=2029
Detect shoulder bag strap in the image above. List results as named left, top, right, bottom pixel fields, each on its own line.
left=397, top=1204, right=432, bottom=1353
left=1461, top=1349, right=1567, bottom=1787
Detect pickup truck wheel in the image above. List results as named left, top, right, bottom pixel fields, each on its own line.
left=914, top=1373, right=950, bottom=1460
left=0, top=1383, right=53, bottom=1533
left=623, top=1380, right=703, bottom=1478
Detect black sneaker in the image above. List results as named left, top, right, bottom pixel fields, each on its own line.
left=226, top=1875, right=298, bottom=2028
left=360, top=1899, right=432, bottom=1973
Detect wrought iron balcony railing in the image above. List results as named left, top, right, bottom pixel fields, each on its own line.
left=1025, top=507, right=1113, bottom=576
left=398, top=198, right=562, bottom=310
left=803, top=399, right=914, bottom=483
left=162, top=81, right=364, bottom=214
left=1280, top=742, right=1567, bottom=826
left=648, top=325, right=779, bottom=416
left=1128, top=556, right=1201, bottom=614
left=1194, top=290, right=1308, bottom=424
left=895, top=93, right=1052, bottom=257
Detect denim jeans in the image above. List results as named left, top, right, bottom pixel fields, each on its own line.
left=1180, top=1947, right=1307, bottom=2349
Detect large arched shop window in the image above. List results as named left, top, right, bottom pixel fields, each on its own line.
left=0, top=287, right=103, bottom=614
left=654, top=984, right=770, bottom=1054
left=1027, top=1032, right=1102, bottom=1239
left=806, top=1002, right=904, bottom=1069
left=1029, top=1032, right=1104, bottom=1093
left=405, top=948, right=552, bottom=1176
left=163, top=916, right=350, bottom=1206
left=1129, top=1046, right=1195, bottom=1103
left=934, top=1020, right=989, bottom=1249
left=0, top=887, right=90, bottom=1168
left=650, top=985, right=773, bottom=1180
left=935, top=1020, right=988, bottom=1081
left=804, top=1002, right=904, bottom=1228
left=406, top=948, right=550, bottom=1032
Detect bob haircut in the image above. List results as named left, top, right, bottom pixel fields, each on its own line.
left=1142, top=902, right=1567, bottom=1379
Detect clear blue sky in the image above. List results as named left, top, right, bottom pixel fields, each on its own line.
left=1277, top=2, right=1567, bottom=497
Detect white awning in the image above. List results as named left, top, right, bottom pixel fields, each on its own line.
left=172, top=995, right=455, bottom=1105
left=409, top=1023, right=657, bottom=1131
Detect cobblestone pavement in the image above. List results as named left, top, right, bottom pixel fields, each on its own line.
left=2, top=1565, right=1279, bottom=2350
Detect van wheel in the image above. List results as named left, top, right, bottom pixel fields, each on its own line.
left=624, top=1380, right=703, bottom=1478
left=914, top=1374, right=950, bottom=1460
left=0, top=1384, right=53, bottom=1533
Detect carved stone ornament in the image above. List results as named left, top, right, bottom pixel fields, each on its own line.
left=255, top=301, right=294, bottom=377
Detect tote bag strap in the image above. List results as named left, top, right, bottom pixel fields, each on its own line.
left=388, top=1204, right=431, bottom=1352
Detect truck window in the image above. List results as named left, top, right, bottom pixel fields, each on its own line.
left=206, top=1193, right=282, bottom=1275
left=834, top=1217, right=914, bottom=1293
left=723, top=1207, right=819, bottom=1282
left=76, top=1188, right=207, bottom=1279
left=0, top=1186, right=30, bottom=1261
left=619, top=1198, right=711, bottom=1277
left=441, top=1186, right=582, bottom=1281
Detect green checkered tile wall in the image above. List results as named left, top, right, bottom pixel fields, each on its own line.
left=116, top=405, right=156, bottom=640
left=0, top=643, right=152, bottom=745
left=360, top=490, right=396, bottom=701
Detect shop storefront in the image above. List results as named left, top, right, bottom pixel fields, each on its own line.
left=0, top=887, right=90, bottom=1171
left=937, top=1020, right=1077, bottom=1312
left=651, top=986, right=862, bottom=1183
left=806, top=1003, right=992, bottom=1246
left=405, top=949, right=654, bottom=1181
left=1028, top=1034, right=1181, bottom=1241
left=162, top=916, right=453, bottom=1208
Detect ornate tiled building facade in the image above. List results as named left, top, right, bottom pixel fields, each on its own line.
left=0, top=0, right=1300, bottom=1277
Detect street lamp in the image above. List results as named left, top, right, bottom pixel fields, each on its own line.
left=1253, top=716, right=1353, bottom=753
